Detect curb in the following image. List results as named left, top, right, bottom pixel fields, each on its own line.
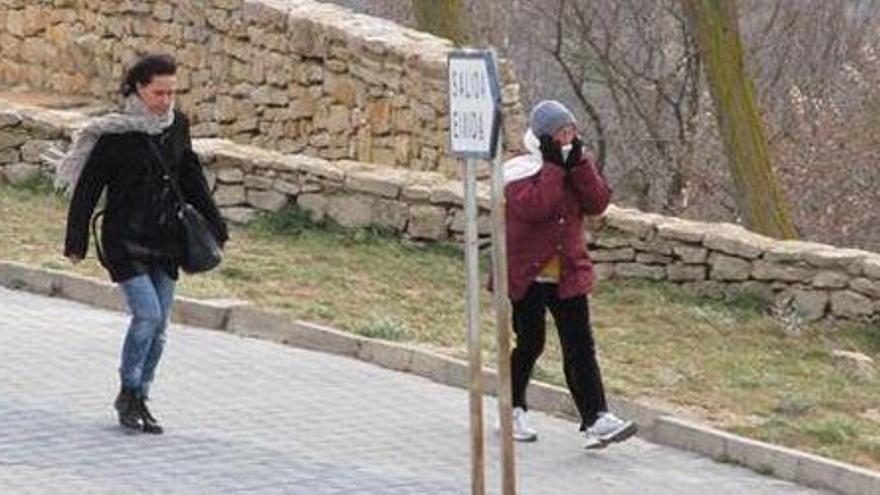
left=2, top=259, right=878, bottom=494
left=653, top=417, right=880, bottom=495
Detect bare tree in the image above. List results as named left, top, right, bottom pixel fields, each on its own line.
left=323, top=0, right=880, bottom=248
left=534, top=0, right=704, bottom=212
left=682, top=0, right=797, bottom=239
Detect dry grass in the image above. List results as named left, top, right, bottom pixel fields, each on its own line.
left=3, top=179, right=880, bottom=470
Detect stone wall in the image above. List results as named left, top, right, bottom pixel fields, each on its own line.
left=594, top=209, right=880, bottom=322
left=3, top=99, right=880, bottom=323
left=0, top=96, right=495, bottom=241
left=0, top=104, right=70, bottom=184
left=0, top=0, right=526, bottom=177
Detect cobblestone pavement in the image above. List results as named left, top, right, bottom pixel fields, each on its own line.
left=0, top=287, right=824, bottom=494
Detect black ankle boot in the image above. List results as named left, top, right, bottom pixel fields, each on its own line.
left=114, top=387, right=142, bottom=432
left=137, top=397, right=164, bottom=435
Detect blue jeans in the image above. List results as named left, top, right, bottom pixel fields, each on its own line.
left=119, top=268, right=176, bottom=397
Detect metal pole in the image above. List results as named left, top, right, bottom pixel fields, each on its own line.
left=490, top=132, right=516, bottom=495
left=464, top=158, right=485, bottom=495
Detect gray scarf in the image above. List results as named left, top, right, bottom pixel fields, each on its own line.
left=54, top=95, right=175, bottom=195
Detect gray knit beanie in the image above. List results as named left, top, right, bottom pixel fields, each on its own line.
left=529, top=100, right=577, bottom=137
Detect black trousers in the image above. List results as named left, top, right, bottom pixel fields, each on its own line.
left=510, top=282, right=608, bottom=429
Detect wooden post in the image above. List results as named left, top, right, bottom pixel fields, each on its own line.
left=449, top=48, right=508, bottom=494
left=464, top=158, right=485, bottom=495
left=490, top=132, right=517, bottom=495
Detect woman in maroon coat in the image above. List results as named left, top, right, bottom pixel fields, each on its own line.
left=503, top=100, right=635, bottom=448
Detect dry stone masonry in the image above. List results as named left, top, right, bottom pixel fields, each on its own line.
left=2, top=0, right=879, bottom=323
left=3, top=97, right=880, bottom=323
left=0, top=0, right=526, bottom=178
left=596, top=208, right=880, bottom=322
left=0, top=97, right=496, bottom=240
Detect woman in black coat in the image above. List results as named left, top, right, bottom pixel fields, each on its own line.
left=58, top=54, right=227, bottom=434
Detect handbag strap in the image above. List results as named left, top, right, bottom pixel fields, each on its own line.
left=143, top=135, right=187, bottom=207
left=90, top=166, right=138, bottom=266
left=91, top=209, right=108, bottom=265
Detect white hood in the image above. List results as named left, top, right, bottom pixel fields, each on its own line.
left=502, top=128, right=544, bottom=185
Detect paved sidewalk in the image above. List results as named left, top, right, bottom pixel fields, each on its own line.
left=0, top=286, right=824, bottom=494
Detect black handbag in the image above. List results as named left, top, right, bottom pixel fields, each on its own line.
left=144, top=137, right=222, bottom=274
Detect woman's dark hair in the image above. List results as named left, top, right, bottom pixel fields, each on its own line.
left=120, top=54, right=177, bottom=96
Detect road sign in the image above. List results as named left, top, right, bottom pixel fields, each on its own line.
left=448, top=48, right=516, bottom=495
left=448, top=50, right=502, bottom=159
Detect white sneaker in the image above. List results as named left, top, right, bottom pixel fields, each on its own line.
left=497, top=407, right=538, bottom=442
left=584, top=412, right=637, bottom=449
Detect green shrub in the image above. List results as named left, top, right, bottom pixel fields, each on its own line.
left=356, top=315, right=408, bottom=341
left=10, top=173, right=56, bottom=196
left=803, top=418, right=860, bottom=445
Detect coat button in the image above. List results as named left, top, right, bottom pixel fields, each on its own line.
left=559, top=216, right=565, bottom=224
left=556, top=244, right=562, bottom=250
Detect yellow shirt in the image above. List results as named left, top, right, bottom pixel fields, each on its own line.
left=536, top=255, right=561, bottom=283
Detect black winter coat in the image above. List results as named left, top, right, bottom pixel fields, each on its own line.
left=64, top=111, right=228, bottom=283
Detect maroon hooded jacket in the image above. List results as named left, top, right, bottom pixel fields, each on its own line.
left=504, top=156, right=611, bottom=301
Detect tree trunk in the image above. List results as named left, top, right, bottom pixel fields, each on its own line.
left=682, top=0, right=798, bottom=239
left=412, top=0, right=468, bottom=46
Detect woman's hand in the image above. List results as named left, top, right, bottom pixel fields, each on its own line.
left=566, top=137, right=584, bottom=169
left=539, top=135, right=566, bottom=168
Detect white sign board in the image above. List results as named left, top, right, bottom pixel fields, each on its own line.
left=448, top=50, right=502, bottom=159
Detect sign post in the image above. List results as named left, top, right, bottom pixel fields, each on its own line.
left=448, top=49, right=515, bottom=495
left=489, top=130, right=516, bottom=495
